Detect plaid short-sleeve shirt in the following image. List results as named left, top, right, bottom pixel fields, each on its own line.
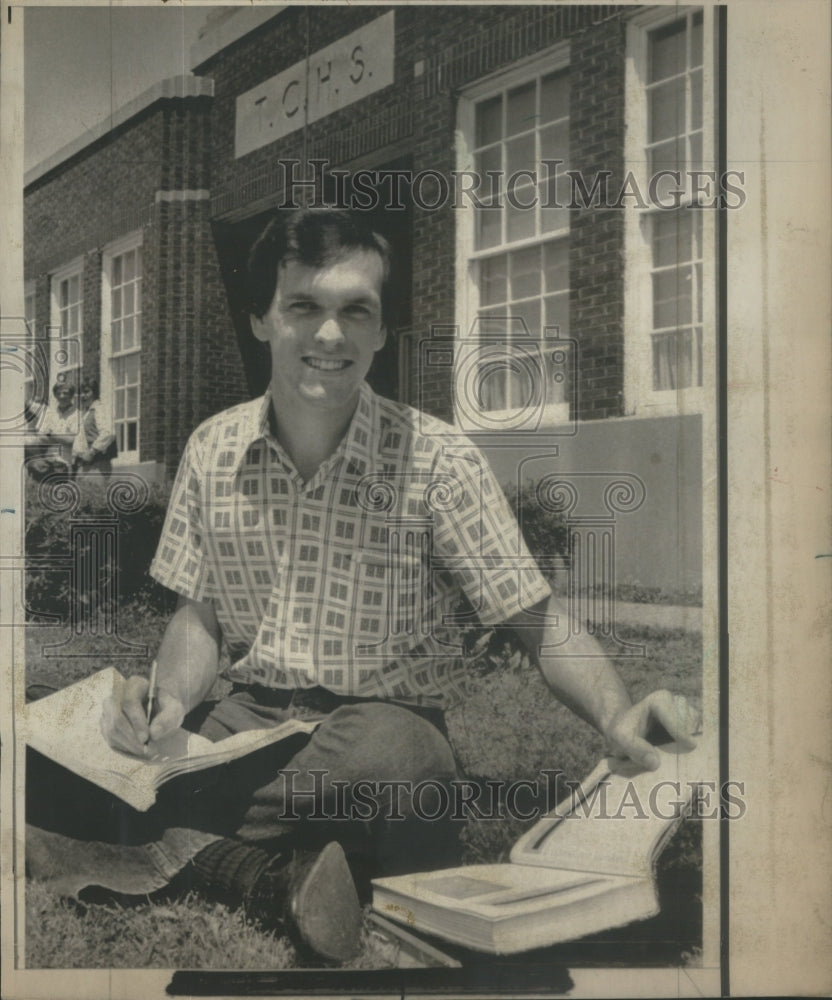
left=150, top=382, right=551, bottom=706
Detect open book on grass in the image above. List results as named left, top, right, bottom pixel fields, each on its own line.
left=24, top=667, right=317, bottom=812
left=372, top=741, right=708, bottom=954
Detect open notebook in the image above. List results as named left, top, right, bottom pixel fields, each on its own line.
left=25, top=667, right=317, bottom=812
left=372, top=741, right=709, bottom=953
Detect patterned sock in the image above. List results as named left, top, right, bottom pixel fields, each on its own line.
left=191, top=838, right=271, bottom=905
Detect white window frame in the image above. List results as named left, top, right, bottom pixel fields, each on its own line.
left=455, top=45, right=572, bottom=433
left=623, top=6, right=716, bottom=417
left=49, top=257, right=84, bottom=387
left=101, top=231, right=143, bottom=464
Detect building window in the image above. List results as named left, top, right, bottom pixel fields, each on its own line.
left=624, top=7, right=713, bottom=414
left=49, top=260, right=84, bottom=386
left=102, top=234, right=143, bottom=460
left=651, top=209, right=703, bottom=391
left=457, top=49, right=572, bottom=430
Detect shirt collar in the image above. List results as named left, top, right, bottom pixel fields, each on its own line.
left=230, top=381, right=379, bottom=479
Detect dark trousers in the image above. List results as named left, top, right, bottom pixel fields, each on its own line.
left=26, top=685, right=462, bottom=897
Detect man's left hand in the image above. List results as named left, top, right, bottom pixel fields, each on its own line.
left=603, top=690, right=700, bottom=770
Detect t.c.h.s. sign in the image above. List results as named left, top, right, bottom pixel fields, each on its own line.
left=235, top=11, right=395, bottom=159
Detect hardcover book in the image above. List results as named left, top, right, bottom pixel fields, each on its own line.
left=24, top=667, right=317, bottom=812
left=372, top=742, right=708, bottom=953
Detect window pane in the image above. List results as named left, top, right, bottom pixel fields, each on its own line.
left=653, top=211, right=694, bottom=267
left=122, top=315, right=134, bottom=351
left=475, top=96, right=502, bottom=147
left=123, top=283, right=134, bottom=317
left=653, top=267, right=693, bottom=328
left=506, top=133, right=535, bottom=177
left=544, top=292, right=569, bottom=337
left=506, top=82, right=535, bottom=137
left=649, top=19, right=686, bottom=83
left=115, top=390, right=125, bottom=419
left=135, top=248, right=142, bottom=279
left=69, top=304, right=80, bottom=335
left=544, top=240, right=569, bottom=292
left=111, top=320, right=122, bottom=355
left=691, top=69, right=703, bottom=129
left=134, top=313, right=142, bottom=347
left=112, top=256, right=122, bottom=287
left=509, top=246, right=540, bottom=300
left=540, top=70, right=568, bottom=123
left=111, top=287, right=122, bottom=320
left=126, top=386, right=138, bottom=418
left=540, top=121, right=569, bottom=168
left=689, top=132, right=703, bottom=173
left=477, top=308, right=509, bottom=339
left=475, top=145, right=502, bottom=190
left=510, top=298, right=541, bottom=339
left=540, top=175, right=571, bottom=233
left=649, top=77, right=685, bottom=143
left=649, top=137, right=684, bottom=172
left=476, top=347, right=509, bottom=412
left=691, top=11, right=704, bottom=67
left=480, top=256, right=507, bottom=306
left=124, top=250, right=135, bottom=283
left=127, top=422, right=137, bottom=452
left=475, top=202, right=502, bottom=250
left=122, top=352, right=140, bottom=383
left=695, top=262, right=703, bottom=323
left=506, top=198, right=536, bottom=242
left=70, top=275, right=80, bottom=301
left=653, top=329, right=702, bottom=389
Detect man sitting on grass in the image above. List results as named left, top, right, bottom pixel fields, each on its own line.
left=31, top=207, right=698, bottom=964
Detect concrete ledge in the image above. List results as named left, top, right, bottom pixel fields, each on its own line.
left=109, top=460, right=166, bottom=487
left=602, top=601, right=702, bottom=633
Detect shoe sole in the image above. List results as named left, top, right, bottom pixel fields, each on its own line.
left=290, top=842, right=362, bottom=962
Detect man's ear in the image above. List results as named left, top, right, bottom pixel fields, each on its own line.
left=374, top=324, right=387, bottom=352
left=250, top=314, right=269, bottom=343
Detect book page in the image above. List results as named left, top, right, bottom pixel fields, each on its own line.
left=25, top=667, right=318, bottom=801
left=510, top=743, right=712, bottom=878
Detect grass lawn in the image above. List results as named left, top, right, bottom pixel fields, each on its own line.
left=24, top=602, right=703, bottom=970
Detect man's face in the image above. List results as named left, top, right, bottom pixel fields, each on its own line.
left=251, top=249, right=386, bottom=417
left=54, top=385, right=74, bottom=409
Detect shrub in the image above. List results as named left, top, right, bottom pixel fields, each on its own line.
left=24, top=476, right=176, bottom=621
left=457, top=480, right=568, bottom=677
left=501, top=480, right=569, bottom=576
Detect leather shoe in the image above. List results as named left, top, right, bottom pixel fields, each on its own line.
left=247, top=841, right=362, bottom=963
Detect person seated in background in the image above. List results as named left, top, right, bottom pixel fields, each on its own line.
left=27, top=379, right=78, bottom=481
left=73, top=378, right=116, bottom=478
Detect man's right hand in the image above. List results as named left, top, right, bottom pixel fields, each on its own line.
left=101, top=674, right=186, bottom=756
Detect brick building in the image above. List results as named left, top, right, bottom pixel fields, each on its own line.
left=24, top=5, right=714, bottom=590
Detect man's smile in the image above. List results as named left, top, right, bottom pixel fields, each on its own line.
left=303, top=357, right=353, bottom=372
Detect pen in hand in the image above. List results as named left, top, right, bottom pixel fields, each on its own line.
left=145, top=659, right=158, bottom=731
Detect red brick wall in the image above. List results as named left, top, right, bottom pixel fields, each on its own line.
left=569, top=18, right=627, bottom=421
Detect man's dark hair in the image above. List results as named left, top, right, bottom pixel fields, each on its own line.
left=246, top=208, right=393, bottom=326
left=80, top=378, right=100, bottom=399
left=52, top=380, right=74, bottom=397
